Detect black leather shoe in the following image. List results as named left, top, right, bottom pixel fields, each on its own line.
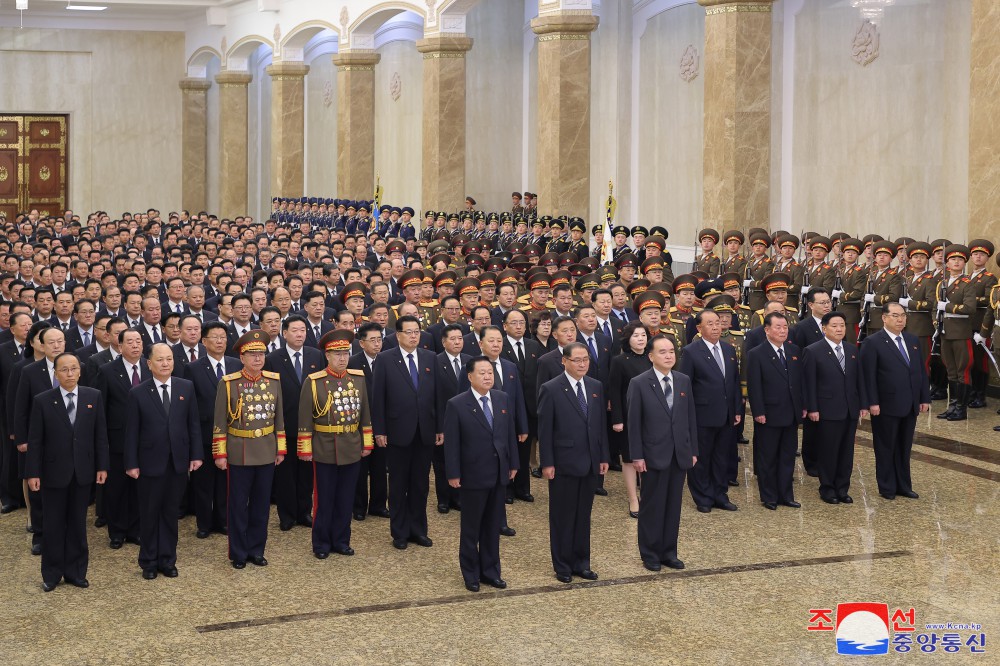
left=594, top=487, right=608, bottom=497
left=994, top=425, right=1000, bottom=432
left=482, top=577, right=507, bottom=590
left=737, top=436, right=750, bottom=444
left=727, top=480, right=739, bottom=487
left=196, top=530, right=211, bottom=539
left=504, top=496, right=514, bottom=504
left=158, top=566, right=178, bottom=578
left=715, top=502, right=738, bottom=511
left=500, top=526, right=516, bottom=537
left=608, top=463, right=622, bottom=472
left=762, top=501, right=777, bottom=510
left=279, top=521, right=295, bottom=532
left=880, top=493, right=895, bottom=500
left=449, top=501, right=462, bottom=511
left=465, top=581, right=480, bottom=592
left=838, top=495, right=854, bottom=504
left=94, top=517, right=107, bottom=528
left=628, top=510, right=639, bottom=519
left=142, top=568, right=157, bottom=580
left=409, top=535, right=433, bottom=547
left=41, top=580, right=58, bottom=592
left=0, top=503, right=17, bottom=514
left=643, top=561, right=661, bottom=572
left=232, top=560, right=246, bottom=569
left=298, top=517, right=313, bottom=528
left=31, top=543, right=41, bottom=556
left=821, top=496, right=839, bottom=505
left=531, top=468, right=542, bottom=479
left=370, top=508, right=390, bottom=518
left=314, top=551, right=329, bottom=560
left=353, top=512, right=366, bottom=521
left=215, top=527, right=228, bottom=536
left=65, top=578, right=89, bottom=589
left=574, top=569, right=598, bottom=581
left=515, top=493, right=534, bottom=503
left=696, top=505, right=712, bottom=514
left=392, top=539, right=408, bottom=550
left=900, top=490, right=919, bottom=499
left=334, top=546, right=355, bottom=556
left=805, top=469, right=819, bottom=478
left=249, top=555, right=268, bottom=566
left=663, top=558, right=685, bottom=570
left=437, top=503, right=450, bottom=514
left=125, top=536, right=141, bottom=546
left=555, top=573, right=572, bottom=584
left=26, top=525, right=35, bottom=533
left=779, top=500, right=801, bottom=508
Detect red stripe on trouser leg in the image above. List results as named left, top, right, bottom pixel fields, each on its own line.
left=963, top=340, right=974, bottom=384
left=922, top=336, right=931, bottom=373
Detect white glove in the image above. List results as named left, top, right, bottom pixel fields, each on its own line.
left=831, top=290, right=842, bottom=300
left=743, top=279, right=753, bottom=288
left=898, top=297, right=910, bottom=308
left=937, top=301, right=947, bottom=312
left=800, top=285, right=809, bottom=295
left=864, top=293, right=875, bottom=304
left=974, top=333, right=986, bottom=345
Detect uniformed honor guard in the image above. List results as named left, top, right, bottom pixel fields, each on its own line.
left=212, top=330, right=286, bottom=569
left=935, top=244, right=977, bottom=421
left=695, top=229, right=721, bottom=278
left=298, top=330, right=373, bottom=559
left=965, top=239, right=997, bottom=408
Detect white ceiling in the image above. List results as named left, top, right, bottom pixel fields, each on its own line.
left=0, top=0, right=223, bottom=27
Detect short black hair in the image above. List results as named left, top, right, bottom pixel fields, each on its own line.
left=395, top=315, right=420, bottom=332
left=465, top=355, right=492, bottom=375
left=763, top=312, right=788, bottom=328
left=821, top=311, right=846, bottom=326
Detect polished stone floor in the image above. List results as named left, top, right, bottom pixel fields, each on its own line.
left=2, top=406, right=998, bottom=665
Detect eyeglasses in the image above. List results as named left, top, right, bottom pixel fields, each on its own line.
left=885, top=312, right=908, bottom=319
left=400, top=329, right=421, bottom=336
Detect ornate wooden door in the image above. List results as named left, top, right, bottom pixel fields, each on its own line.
left=0, top=115, right=69, bottom=221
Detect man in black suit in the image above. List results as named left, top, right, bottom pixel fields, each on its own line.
left=171, top=314, right=205, bottom=377
left=371, top=315, right=438, bottom=549
left=124, top=344, right=202, bottom=579
left=860, top=302, right=930, bottom=500
left=64, top=299, right=97, bottom=354
left=803, top=312, right=868, bottom=504
left=0, top=311, right=30, bottom=513
left=628, top=336, right=698, bottom=571
left=444, top=357, right=519, bottom=592
left=575, top=305, right=612, bottom=386
left=746, top=312, right=804, bottom=510
left=535, top=316, right=579, bottom=396
left=136, top=296, right=164, bottom=352
left=95, top=328, right=150, bottom=547
left=185, top=321, right=241, bottom=537
left=302, top=290, right=334, bottom=349
left=81, top=318, right=127, bottom=388
left=790, top=287, right=832, bottom=477
left=678, top=310, right=740, bottom=513
left=538, top=342, right=609, bottom=583
left=427, top=296, right=469, bottom=353
left=501, top=309, right=545, bottom=500
left=433, top=324, right=470, bottom=514
left=264, top=314, right=325, bottom=530
left=26, top=353, right=108, bottom=592
left=349, top=322, right=388, bottom=521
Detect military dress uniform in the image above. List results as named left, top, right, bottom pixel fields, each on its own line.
left=837, top=262, right=867, bottom=344
left=936, top=245, right=978, bottom=421
left=297, top=332, right=373, bottom=558
left=746, top=237, right=774, bottom=311
left=212, top=331, right=285, bottom=568
left=900, top=243, right=936, bottom=369
left=966, top=240, right=998, bottom=407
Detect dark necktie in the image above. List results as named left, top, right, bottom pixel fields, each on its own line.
left=294, top=351, right=302, bottom=382
left=190, top=348, right=197, bottom=362
left=407, top=353, right=419, bottom=389
left=453, top=357, right=461, bottom=381
left=576, top=381, right=588, bottom=417
left=160, top=384, right=170, bottom=418
left=778, top=347, right=787, bottom=369
left=835, top=345, right=845, bottom=372
left=131, top=366, right=141, bottom=387
left=151, top=326, right=161, bottom=343
left=515, top=341, right=524, bottom=367
left=314, top=325, right=321, bottom=341
left=216, top=362, right=224, bottom=380
left=62, top=322, right=69, bottom=332
left=587, top=337, right=598, bottom=361
left=82, top=331, right=91, bottom=347
left=66, top=392, right=76, bottom=425
left=662, top=376, right=673, bottom=410
left=480, top=396, right=493, bottom=428
left=493, top=361, right=503, bottom=389
left=602, top=321, right=612, bottom=339
left=896, top=336, right=909, bottom=365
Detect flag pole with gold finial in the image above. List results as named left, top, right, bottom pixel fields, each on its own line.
left=601, top=180, right=618, bottom=265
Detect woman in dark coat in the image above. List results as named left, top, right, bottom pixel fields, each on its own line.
left=608, top=321, right=652, bottom=518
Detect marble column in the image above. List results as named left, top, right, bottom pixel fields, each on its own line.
left=265, top=61, right=310, bottom=199
left=416, top=35, right=473, bottom=213
left=214, top=70, right=252, bottom=219
left=178, top=77, right=211, bottom=213
left=332, top=50, right=380, bottom=200
left=969, top=0, right=1000, bottom=243
left=531, top=13, right=599, bottom=219
left=699, top=0, right=774, bottom=231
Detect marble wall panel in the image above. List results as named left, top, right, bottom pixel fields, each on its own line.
left=969, top=0, right=1000, bottom=245
left=374, top=40, right=423, bottom=211
left=305, top=56, right=338, bottom=198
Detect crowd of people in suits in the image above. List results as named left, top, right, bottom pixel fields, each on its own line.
left=0, top=204, right=985, bottom=593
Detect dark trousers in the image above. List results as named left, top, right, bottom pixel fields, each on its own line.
left=817, top=418, right=858, bottom=499
left=274, top=449, right=313, bottom=525
left=548, top=473, right=598, bottom=576
left=354, top=445, right=387, bottom=514
left=688, top=425, right=730, bottom=508
left=227, top=463, right=275, bottom=562
left=313, top=461, right=360, bottom=554
left=638, top=463, right=685, bottom=565
left=192, top=443, right=227, bottom=532
left=386, top=439, right=432, bottom=541
left=754, top=423, right=797, bottom=504
left=40, top=475, right=91, bottom=585
left=1, top=431, right=23, bottom=508
left=431, top=444, right=458, bottom=508
left=510, top=417, right=536, bottom=497
left=801, top=420, right=819, bottom=475
left=136, top=468, right=186, bottom=570
left=105, top=453, right=139, bottom=541
left=727, top=422, right=741, bottom=482
left=870, top=413, right=916, bottom=496
left=459, top=483, right=504, bottom=585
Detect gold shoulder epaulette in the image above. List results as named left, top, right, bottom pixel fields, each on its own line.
left=222, top=371, right=242, bottom=381
left=347, top=368, right=365, bottom=377
left=785, top=306, right=797, bottom=312
left=261, top=370, right=281, bottom=380
left=730, top=329, right=745, bottom=337
left=308, top=370, right=326, bottom=380
left=755, top=309, right=765, bottom=316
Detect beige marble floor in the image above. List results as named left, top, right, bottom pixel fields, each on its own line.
left=2, top=406, right=998, bottom=665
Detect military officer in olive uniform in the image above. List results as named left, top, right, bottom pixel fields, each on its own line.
left=935, top=244, right=977, bottom=422
left=695, top=229, right=722, bottom=278
left=749, top=273, right=800, bottom=328
left=965, top=239, right=997, bottom=408
left=567, top=218, right=589, bottom=259
left=863, top=241, right=903, bottom=337
left=212, top=330, right=286, bottom=569
left=836, top=238, right=868, bottom=344
left=298, top=330, right=373, bottom=559
left=746, top=232, right=775, bottom=311
left=721, top=231, right=748, bottom=279
left=900, top=242, right=937, bottom=371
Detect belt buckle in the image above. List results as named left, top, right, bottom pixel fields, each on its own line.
left=253, top=428, right=262, bottom=437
